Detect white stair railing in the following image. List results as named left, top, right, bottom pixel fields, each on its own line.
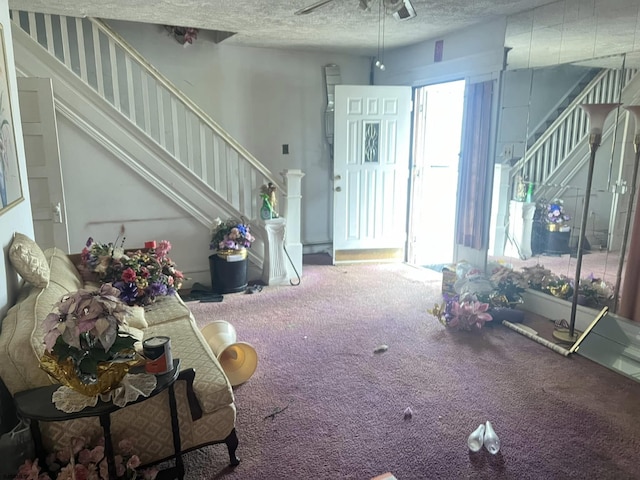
left=10, top=10, right=286, bottom=221
left=510, top=68, right=637, bottom=193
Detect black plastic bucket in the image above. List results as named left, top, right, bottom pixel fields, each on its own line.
left=209, top=251, right=248, bottom=294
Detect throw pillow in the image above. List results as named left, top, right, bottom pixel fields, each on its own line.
left=126, top=305, right=149, bottom=329
left=8, top=233, right=50, bottom=288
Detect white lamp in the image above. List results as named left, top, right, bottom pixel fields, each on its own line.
left=554, top=103, right=621, bottom=343
left=612, top=105, right=640, bottom=311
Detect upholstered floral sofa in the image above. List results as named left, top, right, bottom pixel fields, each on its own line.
left=0, top=234, right=239, bottom=467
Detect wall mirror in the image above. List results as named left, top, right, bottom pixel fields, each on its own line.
left=489, top=0, right=640, bottom=379
left=489, top=53, right=631, bottom=315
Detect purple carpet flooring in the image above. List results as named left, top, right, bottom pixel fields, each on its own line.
left=182, top=261, right=640, bottom=480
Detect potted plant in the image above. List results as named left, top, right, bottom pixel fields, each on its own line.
left=40, top=284, right=140, bottom=396
left=209, top=218, right=255, bottom=293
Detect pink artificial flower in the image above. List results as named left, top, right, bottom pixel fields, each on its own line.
left=142, top=468, right=159, bottom=480
left=78, top=448, right=92, bottom=465
left=126, top=455, right=141, bottom=469
left=90, top=445, right=105, bottom=464
left=118, top=438, right=134, bottom=456
left=156, top=240, right=172, bottom=259
left=14, top=459, right=41, bottom=480
left=71, top=436, right=87, bottom=454
left=73, top=464, right=90, bottom=480
left=56, top=464, right=74, bottom=480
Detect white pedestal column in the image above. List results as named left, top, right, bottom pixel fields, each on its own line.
left=281, top=169, right=305, bottom=279
left=504, top=200, right=536, bottom=259
left=261, top=217, right=289, bottom=285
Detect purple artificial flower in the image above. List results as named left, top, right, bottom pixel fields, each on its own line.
left=148, top=282, right=168, bottom=297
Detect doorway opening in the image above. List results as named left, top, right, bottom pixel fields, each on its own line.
left=407, top=79, right=466, bottom=268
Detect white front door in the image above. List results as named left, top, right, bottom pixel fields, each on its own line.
left=333, top=85, right=412, bottom=264
left=17, top=77, right=69, bottom=252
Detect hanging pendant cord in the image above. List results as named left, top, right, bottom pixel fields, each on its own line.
left=381, top=2, right=386, bottom=63
left=377, top=0, right=382, bottom=61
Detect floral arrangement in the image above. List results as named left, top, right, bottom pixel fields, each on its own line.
left=81, top=237, right=184, bottom=306
left=576, top=274, right=615, bottom=307
left=165, top=25, right=199, bottom=45
left=14, top=435, right=158, bottom=480
left=429, top=293, right=493, bottom=331
left=42, top=284, right=137, bottom=390
left=517, top=265, right=615, bottom=308
left=210, top=218, right=255, bottom=251
left=543, top=199, right=571, bottom=225
left=520, top=264, right=555, bottom=291
left=487, top=265, right=528, bottom=306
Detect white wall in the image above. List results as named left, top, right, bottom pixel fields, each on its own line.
left=376, top=18, right=507, bottom=87
left=1, top=0, right=32, bottom=317
left=106, top=20, right=371, bottom=251
left=56, top=115, right=213, bottom=285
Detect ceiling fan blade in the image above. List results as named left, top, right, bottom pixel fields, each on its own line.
left=294, top=0, right=335, bottom=15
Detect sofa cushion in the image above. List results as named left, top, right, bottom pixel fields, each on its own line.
left=142, top=295, right=192, bottom=326
left=0, top=248, right=85, bottom=394
left=43, top=248, right=83, bottom=292
left=0, top=290, right=53, bottom=394
left=9, top=233, right=50, bottom=288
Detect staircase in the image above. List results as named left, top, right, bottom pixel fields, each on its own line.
left=525, top=68, right=601, bottom=149
left=10, top=10, right=302, bottom=271
left=510, top=68, right=638, bottom=203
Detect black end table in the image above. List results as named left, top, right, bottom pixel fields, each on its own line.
left=14, top=359, right=184, bottom=480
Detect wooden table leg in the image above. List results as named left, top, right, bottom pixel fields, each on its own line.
left=167, top=384, right=184, bottom=479
left=100, top=413, right=117, bottom=480
left=30, top=420, right=47, bottom=470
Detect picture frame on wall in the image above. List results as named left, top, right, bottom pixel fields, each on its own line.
left=0, top=22, right=22, bottom=215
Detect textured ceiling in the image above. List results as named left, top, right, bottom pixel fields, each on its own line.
left=9, top=0, right=640, bottom=68
left=10, top=0, right=558, bottom=55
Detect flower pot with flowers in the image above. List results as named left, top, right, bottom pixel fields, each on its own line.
left=209, top=218, right=255, bottom=294
left=536, top=199, right=571, bottom=255
left=543, top=199, right=571, bottom=232
left=81, top=238, right=184, bottom=306
left=40, top=284, right=141, bottom=397
left=429, top=293, right=493, bottom=331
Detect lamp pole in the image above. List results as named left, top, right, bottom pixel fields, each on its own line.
left=554, top=103, right=620, bottom=344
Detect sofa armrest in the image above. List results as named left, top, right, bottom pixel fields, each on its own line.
left=177, top=368, right=203, bottom=421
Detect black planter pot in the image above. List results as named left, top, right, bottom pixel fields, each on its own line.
left=542, top=229, right=570, bottom=255
left=209, top=250, right=248, bottom=294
